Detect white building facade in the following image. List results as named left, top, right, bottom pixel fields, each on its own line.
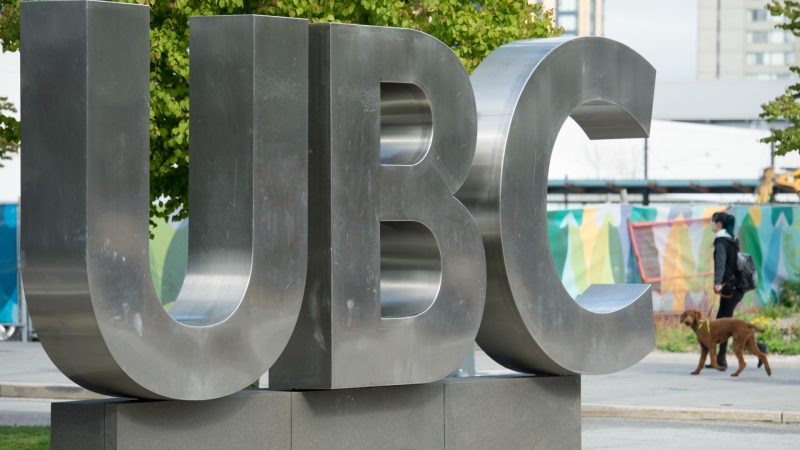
left=538, top=0, right=604, bottom=37
left=698, top=0, right=800, bottom=80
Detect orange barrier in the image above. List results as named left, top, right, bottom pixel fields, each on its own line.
left=628, top=216, right=714, bottom=284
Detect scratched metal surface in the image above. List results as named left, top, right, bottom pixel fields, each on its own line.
left=20, top=1, right=308, bottom=400
left=460, top=37, right=657, bottom=375
left=270, top=22, right=486, bottom=389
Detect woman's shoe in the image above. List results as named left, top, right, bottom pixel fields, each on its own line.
left=757, top=342, right=768, bottom=368
left=705, top=362, right=728, bottom=370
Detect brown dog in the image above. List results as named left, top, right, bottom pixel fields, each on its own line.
left=680, top=309, right=771, bottom=377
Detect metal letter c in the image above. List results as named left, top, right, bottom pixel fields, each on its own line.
left=460, top=37, right=656, bottom=375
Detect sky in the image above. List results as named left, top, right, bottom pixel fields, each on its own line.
left=604, top=0, right=699, bottom=81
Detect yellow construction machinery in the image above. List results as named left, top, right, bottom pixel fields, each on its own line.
left=756, top=166, right=800, bottom=203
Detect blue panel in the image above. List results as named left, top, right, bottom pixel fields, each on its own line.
left=0, top=204, right=18, bottom=324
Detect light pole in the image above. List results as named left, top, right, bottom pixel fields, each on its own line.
left=643, top=138, right=649, bottom=206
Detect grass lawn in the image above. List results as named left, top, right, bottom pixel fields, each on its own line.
left=0, top=426, right=49, bottom=450
left=655, top=319, right=698, bottom=352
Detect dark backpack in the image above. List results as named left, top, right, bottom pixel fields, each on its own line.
left=735, top=252, right=757, bottom=292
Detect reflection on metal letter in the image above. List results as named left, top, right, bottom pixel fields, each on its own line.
left=20, top=1, right=308, bottom=399
left=270, top=23, right=486, bottom=389
left=459, top=37, right=656, bottom=375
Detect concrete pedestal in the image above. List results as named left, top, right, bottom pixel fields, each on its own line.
left=51, top=375, right=580, bottom=450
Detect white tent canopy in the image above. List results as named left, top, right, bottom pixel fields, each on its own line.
left=549, top=118, right=800, bottom=182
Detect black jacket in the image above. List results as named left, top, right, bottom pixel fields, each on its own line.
left=713, top=235, right=739, bottom=297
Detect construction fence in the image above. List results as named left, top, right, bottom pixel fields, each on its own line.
left=551, top=204, right=800, bottom=313
left=3, top=204, right=800, bottom=323
left=0, top=204, right=17, bottom=326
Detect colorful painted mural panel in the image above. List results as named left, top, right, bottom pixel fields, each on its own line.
left=548, top=204, right=800, bottom=313
left=729, top=205, right=800, bottom=308
left=2, top=203, right=798, bottom=319
left=628, top=206, right=723, bottom=314
left=0, top=204, right=18, bottom=324
left=547, top=205, right=637, bottom=299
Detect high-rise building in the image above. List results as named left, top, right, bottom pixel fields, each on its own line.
left=698, top=0, right=800, bottom=80
left=538, top=0, right=604, bottom=37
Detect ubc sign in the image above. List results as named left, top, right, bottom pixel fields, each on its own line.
left=20, top=1, right=655, bottom=401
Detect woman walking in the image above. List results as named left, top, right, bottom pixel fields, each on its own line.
left=708, top=211, right=766, bottom=369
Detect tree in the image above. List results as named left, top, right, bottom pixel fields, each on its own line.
left=0, top=97, right=19, bottom=167
left=0, top=96, right=18, bottom=167
left=0, top=0, right=20, bottom=168
left=0, top=0, right=561, bottom=223
left=760, top=1, right=800, bottom=156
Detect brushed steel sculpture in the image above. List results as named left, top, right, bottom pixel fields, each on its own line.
left=268, top=23, right=486, bottom=389
left=460, top=37, right=656, bottom=375
left=20, top=2, right=308, bottom=400
left=20, top=0, right=656, bottom=401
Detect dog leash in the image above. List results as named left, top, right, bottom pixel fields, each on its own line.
left=706, top=280, right=730, bottom=318
left=707, top=292, right=718, bottom=319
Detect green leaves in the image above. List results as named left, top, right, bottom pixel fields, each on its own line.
left=0, top=2, right=20, bottom=167
left=0, top=0, right=19, bottom=52
left=0, top=0, right=560, bottom=223
left=0, top=96, right=19, bottom=168
left=761, top=1, right=800, bottom=156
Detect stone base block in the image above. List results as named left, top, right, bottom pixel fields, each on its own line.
left=52, top=390, right=291, bottom=450
left=52, top=375, right=580, bottom=450
left=443, top=375, right=580, bottom=449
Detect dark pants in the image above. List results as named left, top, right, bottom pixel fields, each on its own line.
left=715, top=289, right=744, bottom=363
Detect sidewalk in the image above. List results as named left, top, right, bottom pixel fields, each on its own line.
left=477, top=349, right=800, bottom=423
left=2, top=342, right=800, bottom=423
left=578, top=352, right=800, bottom=424
left=0, top=342, right=107, bottom=400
